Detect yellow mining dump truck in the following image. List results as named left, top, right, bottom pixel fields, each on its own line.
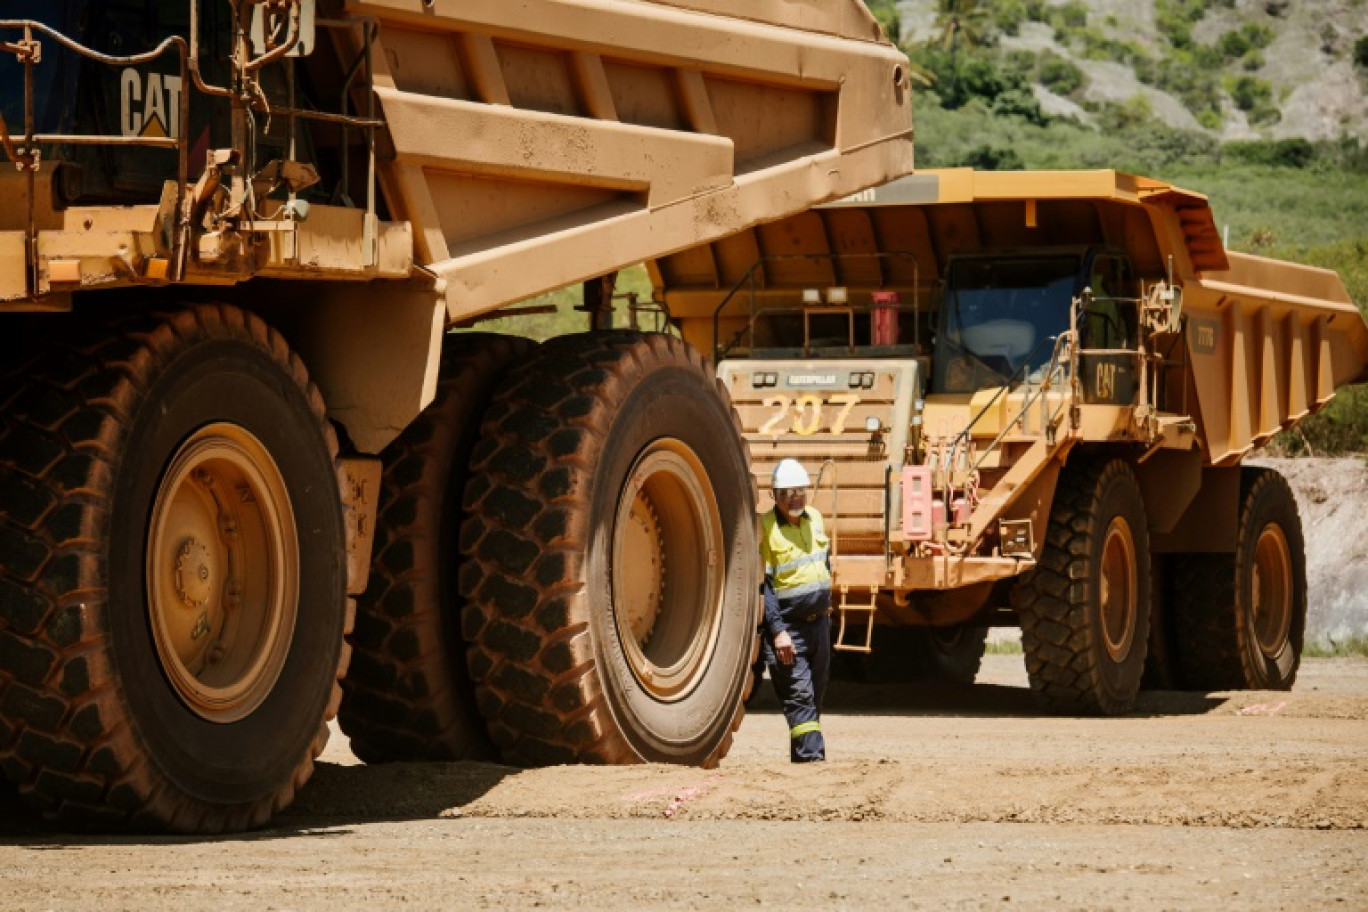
left=0, top=0, right=912, bottom=831
left=650, top=168, right=1368, bottom=711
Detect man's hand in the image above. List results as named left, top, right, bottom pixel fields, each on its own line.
left=773, top=630, right=795, bottom=665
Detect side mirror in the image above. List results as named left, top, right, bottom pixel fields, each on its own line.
left=1142, top=282, right=1182, bottom=334
left=251, top=0, right=316, bottom=58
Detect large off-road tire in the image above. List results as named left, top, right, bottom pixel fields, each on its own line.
left=459, top=332, right=756, bottom=766
left=839, top=625, right=989, bottom=685
left=911, top=625, right=990, bottom=684
left=1172, top=468, right=1306, bottom=691
left=0, top=306, right=349, bottom=832
left=1013, top=458, right=1151, bottom=715
left=1141, top=554, right=1179, bottom=690
left=339, top=333, right=535, bottom=763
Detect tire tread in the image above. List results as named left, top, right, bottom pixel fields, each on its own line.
left=0, top=306, right=346, bottom=832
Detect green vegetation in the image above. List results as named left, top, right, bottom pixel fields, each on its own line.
left=1226, top=74, right=1278, bottom=124
left=1356, top=35, right=1368, bottom=69
left=1304, top=636, right=1368, bottom=658
left=984, top=639, right=1024, bottom=655
left=1037, top=51, right=1086, bottom=96
left=865, top=0, right=901, bottom=42
left=1216, top=23, right=1274, bottom=60
left=457, top=266, right=659, bottom=341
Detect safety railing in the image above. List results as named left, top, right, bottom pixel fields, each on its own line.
left=0, top=2, right=386, bottom=294
left=711, top=251, right=921, bottom=362
left=1, top=19, right=188, bottom=294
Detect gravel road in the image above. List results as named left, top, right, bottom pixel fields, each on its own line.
left=3, top=654, right=1365, bottom=911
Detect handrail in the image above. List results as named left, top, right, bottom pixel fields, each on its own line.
left=942, top=331, right=1061, bottom=477
left=812, top=458, right=839, bottom=563
left=1, top=4, right=385, bottom=294
left=968, top=330, right=1073, bottom=476
left=1, top=19, right=189, bottom=290
left=711, top=251, right=920, bottom=362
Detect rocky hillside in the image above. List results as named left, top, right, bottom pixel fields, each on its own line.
left=895, top=0, right=1368, bottom=142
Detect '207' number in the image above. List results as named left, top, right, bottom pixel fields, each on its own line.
left=759, top=393, right=861, bottom=437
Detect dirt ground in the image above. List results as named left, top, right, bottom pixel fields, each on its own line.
left=3, top=654, right=1366, bottom=911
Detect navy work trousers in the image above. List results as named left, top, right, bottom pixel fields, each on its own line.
left=762, top=615, right=831, bottom=762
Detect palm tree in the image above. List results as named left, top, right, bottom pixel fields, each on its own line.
left=934, top=0, right=990, bottom=101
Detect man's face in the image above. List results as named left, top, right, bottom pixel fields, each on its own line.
left=774, top=486, right=807, bottom=522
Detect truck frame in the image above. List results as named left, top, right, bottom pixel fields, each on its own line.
left=0, top=0, right=913, bottom=831
left=650, top=168, right=1368, bottom=711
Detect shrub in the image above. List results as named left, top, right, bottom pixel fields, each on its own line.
left=1056, top=1, right=1088, bottom=29
left=1216, top=28, right=1251, bottom=59
left=1355, top=36, right=1368, bottom=69
left=1079, top=30, right=1145, bottom=65
left=993, top=0, right=1028, bottom=36
left=918, top=46, right=1016, bottom=109
left=1097, top=96, right=1155, bottom=132
left=1225, top=138, right=1315, bottom=169
left=1197, top=109, right=1223, bottom=130
left=1138, top=54, right=1222, bottom=123
left=992, top=87, right=1047, bottom=124
left=963, top=144, right=1025, bottom=170
left=1248, top=103, right=1281, bottom=127
left=1228, top=75, right=1273, bottom=113
left=1243, top=23, right=1275, bottom=51
left=1037, top=51, right=1086, bottom=95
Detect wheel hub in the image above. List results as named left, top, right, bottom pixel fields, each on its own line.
left=610, top=439, right=723, bottom=703
left=1099, top=516, right=1137, bottom=663
left=147, top=423, right=299, bottom=724
left=619, top=494, right=665, bottom=646
left=1252, top=523, right=1292, bottom=660
left=174, top=538, right=214, bottom=609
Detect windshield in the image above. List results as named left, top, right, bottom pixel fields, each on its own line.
left=933, top=255, right=1079, bottom=393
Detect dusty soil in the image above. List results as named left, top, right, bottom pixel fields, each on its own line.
left=3, top=655, right=1366, bottom=910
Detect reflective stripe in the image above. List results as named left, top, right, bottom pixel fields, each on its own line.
left=776, top=578, right=832, bottom=600
left=790, top=721, right=821, bottom=738
left=773, top=550, right=829, bottom=576
left=761, top=508, right=831, bottom=602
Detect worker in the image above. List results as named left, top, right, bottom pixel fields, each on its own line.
left=760, top=458, right=832, bottom=762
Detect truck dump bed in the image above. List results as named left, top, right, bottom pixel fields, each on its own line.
left=348, top=0, right=914, bottom=323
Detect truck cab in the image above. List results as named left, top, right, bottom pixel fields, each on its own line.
left=934, top=246, right=1140, bottom=405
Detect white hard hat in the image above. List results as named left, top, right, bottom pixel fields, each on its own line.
left=772, top=458, right=811, bottom=490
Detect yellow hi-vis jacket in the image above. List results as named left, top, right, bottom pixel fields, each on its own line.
left=760, top=507, right=832, bottom=604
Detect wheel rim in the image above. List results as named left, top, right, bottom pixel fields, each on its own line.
left=611, top=438, right=724, bottom=702
left=1099, top=515, right=1137, bottom=662
left=1252, top=523, right=1293, bottom=660
left=146, top=423, right=299, bottom=723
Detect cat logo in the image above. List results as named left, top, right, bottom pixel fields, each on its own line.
left=119, top=68, right=183, bottom=139
left=1095, top=361, right=1118, bottom=400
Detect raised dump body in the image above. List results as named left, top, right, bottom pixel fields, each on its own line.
left=652, top=168, right=1368, bottom=710
left=353, top=0, right=914, bottom=322
left=0, top=0, right=913, bottom=833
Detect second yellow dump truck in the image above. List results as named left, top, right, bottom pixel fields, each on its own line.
left=650, top=168, right=1368, bottom=714
left=0, top=0, right=912, bottom=831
